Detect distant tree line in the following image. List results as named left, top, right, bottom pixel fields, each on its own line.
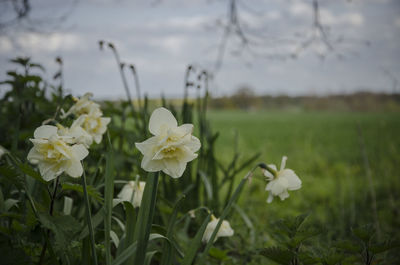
left=209, top=88, right=400, bottom=111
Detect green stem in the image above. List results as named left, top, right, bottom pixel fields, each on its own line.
left=104, top=150, right=115, bottom=265
left=38, top=177, right=60, bottom=264
left=81, top=166, right=98, bottom=265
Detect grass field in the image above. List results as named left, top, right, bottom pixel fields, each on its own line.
left=207, top=110, right=400, bottom=244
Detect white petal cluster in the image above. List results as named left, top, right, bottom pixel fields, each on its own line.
left=27, top=125, right=89, bottom=181
left=72, top=114, right=111, bottom=144
left=117, top=181, right=146, bottom=208
left=264, top=156, right=302, bottom=203
left=202, top=216, right=234, bottom=243
left=60, top=92, right=111, bottom=145
left=61, top=92, right=102, bottom=118
left=58, top=123, right=93, bottom=148
left=135, top=107, right=201, bottom=178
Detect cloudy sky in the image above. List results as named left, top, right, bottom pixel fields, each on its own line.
left=1, top=0, right=399, bottom=99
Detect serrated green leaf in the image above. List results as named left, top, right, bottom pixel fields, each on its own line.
left=38, top=213, right=80, bottom=252
left=352, top=225, right=374, bottom=244
left=298, top=251, right=319, bottom=265
left=335, top=240, right=362, bottom=253
left=370, top=240, right=400, bottom=254
left=321, top=252, right=346, bottom=265
left=62, top=182, right=103, bottom=203
left=209, top=247, right=229, bottom=261
left=18, top=163, right=46, bottom=184
left=292, top=228, right=320, bottom=246
left=259, top=247, right=295, bottom=265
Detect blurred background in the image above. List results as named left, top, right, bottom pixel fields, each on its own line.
left=1, top=0, right=400, bottom=100
left=1, top=1, right=400, bottom=262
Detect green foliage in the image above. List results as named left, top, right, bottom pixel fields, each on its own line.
left=38, top=213, right=80, bottom=252
left=1, top=55, right=399, bottom=265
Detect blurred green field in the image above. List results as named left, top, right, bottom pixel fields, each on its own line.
left=208, top=110, right=400, bottom=243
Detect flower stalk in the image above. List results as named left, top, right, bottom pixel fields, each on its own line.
left=38, top=176, right=60, bottom=265
left=81, top=165, right=98, bottom=265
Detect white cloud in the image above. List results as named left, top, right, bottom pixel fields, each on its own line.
left=395, top=17, right=400, bottom=28
left=320, top=10, right=364, bottom=27
left=158, top=36, right=187, bottom=55
left=11, top=32, right=85, bottom=53
left=290, top=1, right=312, bottom=17
left=145, top=15, right=210, bottom=31
left=0, top=37, right=13, bottom=53
left=266, top=10, right=282, bottom=20
left=289, top=1, right=364, bottom=27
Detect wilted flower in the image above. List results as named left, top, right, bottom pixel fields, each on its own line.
left=135, top=107, right=201, bottom=178
left=0, top=145, right=8, bottom=159
left=57, top=123, right=93, bottom=148
left=264, top=156, right=301, bottom=203
left=27, top=125, right=89, bottom=181
left=117, top=181, right=146, bottom=208
left=188, top=209, right=196, bottom=218
left=61, top=92, right=102, bottom=118
left=202, top=215, right=234, bottom=243
left=72, top=113, right=111, bottom=144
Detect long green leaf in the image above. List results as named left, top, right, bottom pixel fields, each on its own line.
left=144, top=251, right=159, bottom=265
left=122, top=201, right=136, bottom=265
left=112, top=233, right=166, bottom=265
left=161, top=194, right=186, bottom=265
left=79, top=208, right=105, bottom=240
left=198, top=171, right=213, bottom=200
left=81, top=168, right=98, bottom=265
left=132, top=171, right=159, bottom=265
left=198, top=177, right=248, bottom=265
left=104, top=150, right=115, bottom=265
left=233, top=204, right=255, bottom=245
left=181, top=213, right=212, bottom=265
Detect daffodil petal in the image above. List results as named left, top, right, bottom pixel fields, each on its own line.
left=141, top=155, right=164, bottom=172
left=149, top=107, right=177, bottom=135
left=71, top=144, right=89, bottom=160
left=162, top=158, right=186, bottom=178
left=136, top=136, right=158, bottom=156
left=34, top=125, right=58, bottom=139
left=186, top=136, right=201, bottom=152
left=65, top=160, right=84, bottom=178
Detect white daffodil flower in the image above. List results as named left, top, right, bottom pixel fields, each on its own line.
left=202, top=215, right=234, bottom=243
left=264, top=156, right=301, bottom=203
left=73, top=114, right=111, bottom=144
left=27, top=125, right=89, bottom=181
left=117, top=181, right=146, bottom=208
left=135, top=107, right=201, bottom=178
left=57, top=123, right=93, bottom=148
left=61, top=92, right=102, bottom=118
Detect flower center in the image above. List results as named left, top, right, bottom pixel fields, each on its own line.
left=162, top=146, right=177, bottom=158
